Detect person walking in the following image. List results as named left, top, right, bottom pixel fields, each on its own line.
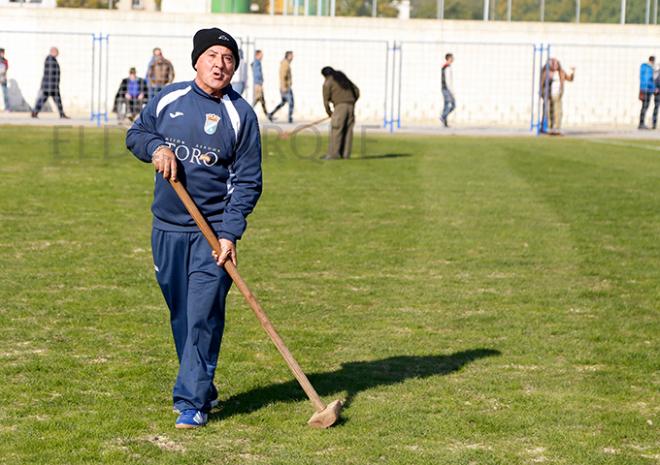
left=268, top=51, right=294, bottom=123
left=126, top=27, right=263, bottom=429
left=440, top=53, right=455, bottom=127
left=540, top=58, right=575, bottom=135
left=147, top=48, right=175, bottom=100
left=321, top=66, right=359, bottom=159
left=145, top=48, right=159, bottom=97
left=0, top=48, right=9, bottom=112
left=251, top=49, right=270, bottom=120
left=31, top=47, right=69, bottom=119
left=639, top=56, right=656, bottom=130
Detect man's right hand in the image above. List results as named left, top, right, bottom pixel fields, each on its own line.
left=152, top=146, right=177, bottom=181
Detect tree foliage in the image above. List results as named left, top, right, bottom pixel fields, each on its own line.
left=56, top=0, right=655, bottom=23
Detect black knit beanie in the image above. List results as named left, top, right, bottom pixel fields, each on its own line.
left=191, top=28, right=240, bottom=70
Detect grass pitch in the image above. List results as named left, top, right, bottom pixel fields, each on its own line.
left=0, top=126, right=658, bottom=464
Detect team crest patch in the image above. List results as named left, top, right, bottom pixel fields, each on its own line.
left=204, top=113, right=220, bottom=135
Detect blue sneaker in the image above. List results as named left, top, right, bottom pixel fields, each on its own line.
left=175, top=409, right=208, bottom=429
left=173, top=399, right=219, bottom=414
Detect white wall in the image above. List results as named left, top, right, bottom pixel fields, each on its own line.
left=0, top=6, right=658, bottom=127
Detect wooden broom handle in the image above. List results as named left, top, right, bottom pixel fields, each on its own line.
left=168, top=178, right=327, bottom=413
left=289, top=116, right=331, bottom=136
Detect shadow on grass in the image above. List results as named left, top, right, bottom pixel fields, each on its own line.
left=355, top=153, right=412, bottom=160
left=211, top=348, right=500, bottom=423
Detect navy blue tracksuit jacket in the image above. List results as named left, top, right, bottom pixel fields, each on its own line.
left=126, top=79, right=263, bottom=242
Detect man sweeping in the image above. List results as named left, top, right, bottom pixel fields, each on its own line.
left=321, top=66, right=359, bottom=159
left=126, top=27, right=263, bottom=429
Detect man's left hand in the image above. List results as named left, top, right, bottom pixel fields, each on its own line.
left=212, top=238, right=236, bottom=267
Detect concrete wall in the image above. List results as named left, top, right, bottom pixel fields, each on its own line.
left=1, top=6, right=658, bottom=127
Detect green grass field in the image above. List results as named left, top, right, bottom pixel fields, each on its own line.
left=0, top=126, right=658, bottom=465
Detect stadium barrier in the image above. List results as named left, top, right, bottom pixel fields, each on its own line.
left=248, top=37, right=389, bottom=126
left=0, top=30, right=95, bottom=118
left=0, top=29, right=657, bottom=131
left=398, top=40, right=535, bottom=128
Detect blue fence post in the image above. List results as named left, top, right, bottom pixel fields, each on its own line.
left=103, top=34, right=109, bottom=123
left=541, top=43, right=551, bottom=134
left=90, top=32, right=105, bottom=127
left=383, top=41, right=389, bottom=129
left=90, top=33, right=97, bottom=123
left=396, top=41, right=402, bottom=129
left=530, top=44, right=537, bottom=133
left=389, top=42, right=397, bottom=133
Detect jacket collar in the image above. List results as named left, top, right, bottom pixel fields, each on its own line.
left=192, top=79, right=232, bottom=102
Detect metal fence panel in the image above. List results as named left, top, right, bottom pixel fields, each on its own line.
left=548, top=43, right=655, bottom=127
left=252, top=37, right=388, bottom=123
left=1, top=30, right=656, bottom=132
left=0, top=30, right=94, bottom=117
left=104, top=33, right=225, bottom=123
left=398, top=41, right=535, bottom=127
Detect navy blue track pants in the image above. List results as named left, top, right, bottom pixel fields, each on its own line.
left=151, top=228, right=232, bottom=412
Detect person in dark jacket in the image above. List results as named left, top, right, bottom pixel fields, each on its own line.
left=113, top=67, right=148, bottom=121
left=321, top=66, right=359, bottom=159
left=31, top=47, right=68, bottom=119
left=126, top=27, right=262, bottom=429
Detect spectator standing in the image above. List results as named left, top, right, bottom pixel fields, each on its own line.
left=440, top=53, right=455, bottom=128
left=251, top=50, right=270, bottom=120
left=540, top=58, right=575, bottom=135
left=148, top=48, right=175, bottom=100
left=639, top=56, right=656, bottom=130
left=321, top=66, right=360, bottom=160
left=268, top=51, right=294, bottom=123
left=637, top=56, right=655, bottom=129
left=31, top=47, right=68, bottom=119
left=0, top=48, right=9, bottom=112
left=145, top=47, right=159, bottom=86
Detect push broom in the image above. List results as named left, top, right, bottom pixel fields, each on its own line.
left=279, top=116, right=330, bottom=140
left=168, top=177, right=343, bottom=428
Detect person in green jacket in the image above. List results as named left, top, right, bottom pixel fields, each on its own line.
left=321, top=66, right=359, bottom=159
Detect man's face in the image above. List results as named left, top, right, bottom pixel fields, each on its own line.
left=195, top=45, right=235, bottom=93
left=154, top=49, right=162, bottom=57
left=287, top=53, right=294, bottom=62
left=50, top=47, right=59, bottom=57
left=447, top=56, right=454, bottom=64
left=256, top=51, right=263, bottom=61
left=129, top=72, right=136, bottom=79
